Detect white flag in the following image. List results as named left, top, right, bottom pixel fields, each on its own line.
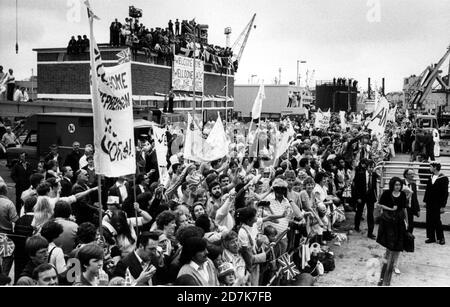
left=339, top=111, right=347, bottom=130
left=184, top=113, right=205, bottom=163
left=367, top=97, right=389, bottom=136
left=88, top=3, right=135, bottom=177
left=203, top=113, right=229, bottom=161
left=251, top=83, right=265, bottom=120
left=387, top=106, right=397, bottom=122
left=152, top=126, right=170, bottom=185
left=274, top=119, right=295, bottom=163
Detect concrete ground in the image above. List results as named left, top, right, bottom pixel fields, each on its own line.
left=316, top=153, right=450, bottom=287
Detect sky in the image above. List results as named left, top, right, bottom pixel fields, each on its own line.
left=1, top=0, right=449, bottom=92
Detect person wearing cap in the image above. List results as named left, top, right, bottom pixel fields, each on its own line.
left=402, top=169, right=420, bottom=234
left=217, top=262, right=248, bottom=286
left=424, top=162, right=448, bottom=245
left=260, top=178, right=303, bottom=253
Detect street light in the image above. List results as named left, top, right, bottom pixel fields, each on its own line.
left=297, top=60, right=306, bottom=86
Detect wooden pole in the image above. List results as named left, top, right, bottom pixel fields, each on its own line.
left=133, top=174, right=139, bottom=241
left=97, top=174, right=103, bottom=237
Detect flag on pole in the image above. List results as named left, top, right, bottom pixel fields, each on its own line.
left=203, top=113, right=229, bottom=161
left=387, top=105, right=397, bottom=122
left=152, top=126, right=170, bottom=186
left=87, top=0, right=136, bottom=177
left=251, top=83, right=265, bottom=120
left=184, top=113, right=205, bottom=162
left=339, top=111, right=347, bottom=130
left=273, top=119, right=295, bottom=162
left=116, top=48, right=131, bottom=64
left=367, top=97, right=389, bottom=136
left=84, top=0, right=100, bottom=20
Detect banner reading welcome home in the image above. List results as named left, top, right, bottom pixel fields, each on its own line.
left=172, top=55, right=204, bottom=92
left=88, top=3, right=136, bottom=177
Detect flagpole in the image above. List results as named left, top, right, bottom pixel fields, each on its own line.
left=133, top=174, right=139, bottom=241
left=97, top=175, right=103, bottom=237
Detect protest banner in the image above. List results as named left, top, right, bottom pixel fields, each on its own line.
left=88, top=1, right=135, bottom=178
left=314, top=110, right=330, bottom=129
left=367, top=96, right=389, bottom=135
left=152, top=126, right=170, bottom=186
left=172, top=55, right=204, bottom=92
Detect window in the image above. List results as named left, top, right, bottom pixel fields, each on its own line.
left=23, top=130, right=38, bottom=146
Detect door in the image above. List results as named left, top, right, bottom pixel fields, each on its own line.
left=38, top=122, right=57, bottom=158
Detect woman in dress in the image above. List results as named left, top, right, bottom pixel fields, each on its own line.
left=376, top=177, right=408, bottom=285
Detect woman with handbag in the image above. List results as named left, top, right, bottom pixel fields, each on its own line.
left=376, top=177, right=408, bottom=285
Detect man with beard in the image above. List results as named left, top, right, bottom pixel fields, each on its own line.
left=205, top=181, right=223, bottom=220
left=113, top=231, right=165, bottom=285
left=64, top=141, right=82, bottom=173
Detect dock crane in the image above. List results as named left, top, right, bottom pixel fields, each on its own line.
left=407, top=45, right=450, bottom=110
left=230, top=13, right=257, bottom=71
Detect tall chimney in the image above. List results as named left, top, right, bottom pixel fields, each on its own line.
left=368, top=78, right=371, bottom=99
left=382, top=78, right=385, bottom=95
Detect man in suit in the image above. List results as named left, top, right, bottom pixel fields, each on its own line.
left=352, top=159, right=378, bottom=239
left=423, top=162, right=449, bottom=245
left=113, top=231, right=166, bottom=285
left=108, top=177, right=132, bottom=216
left=60, top=166, right=73, bottom=197
left=11, top=152, right=33, bottom=212
left=44, top=144, right=63, bottom=172
left=403, top=168, right=420, bottom=234
left=71, top=169, right=99, bottom=225
left=64, top=141, right=82, bottom=173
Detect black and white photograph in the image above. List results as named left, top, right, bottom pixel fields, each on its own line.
left=1, top=0, right=450, bottom=292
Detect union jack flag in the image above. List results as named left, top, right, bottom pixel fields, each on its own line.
left=277, top=253, right=300, bottom=280
left=116, top=48, right=131, bottom=64
left=0, top=234, right=15, bottom=257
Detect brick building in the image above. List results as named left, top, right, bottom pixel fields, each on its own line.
left=33, top=44, right=234, bottom=122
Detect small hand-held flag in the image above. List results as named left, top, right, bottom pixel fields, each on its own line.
left=277, top=253, right=300, bottom=280
left=0, top=234, right=15, bottom=257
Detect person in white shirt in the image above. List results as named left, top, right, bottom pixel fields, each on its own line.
left=40, top=221, right=66, bottom=274
left=79, top=144, right=94, bottom=169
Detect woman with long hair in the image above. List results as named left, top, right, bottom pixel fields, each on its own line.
left=376, top=177, right=408, bottom=285
left=32, top=196, right=53, bottom=232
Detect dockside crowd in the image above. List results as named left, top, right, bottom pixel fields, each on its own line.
left=0, top=111, right=445, bottom=286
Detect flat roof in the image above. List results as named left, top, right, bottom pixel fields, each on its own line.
left=34, top=112, right=93, bottom=117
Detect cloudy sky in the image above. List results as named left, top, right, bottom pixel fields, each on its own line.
left=1, top=0, right=449, bottom=92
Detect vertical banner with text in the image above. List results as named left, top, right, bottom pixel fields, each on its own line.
left=89, top=9, right=136, bottom=177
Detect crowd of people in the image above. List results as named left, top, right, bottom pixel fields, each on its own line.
left=67, top=35, right=90, bottom=55
left=107, top=16, right=235, bottom=71
left=0, top=107, right=447, bottom=286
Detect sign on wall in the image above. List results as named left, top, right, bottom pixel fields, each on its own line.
left=172, top=55, right=204, bottom=92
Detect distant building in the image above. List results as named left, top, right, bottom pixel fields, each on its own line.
left=32, top=44, right=234, bottom=122
left=234, top=84, right=313, bottom=121
left=315, top=79, right=359, bottom=112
